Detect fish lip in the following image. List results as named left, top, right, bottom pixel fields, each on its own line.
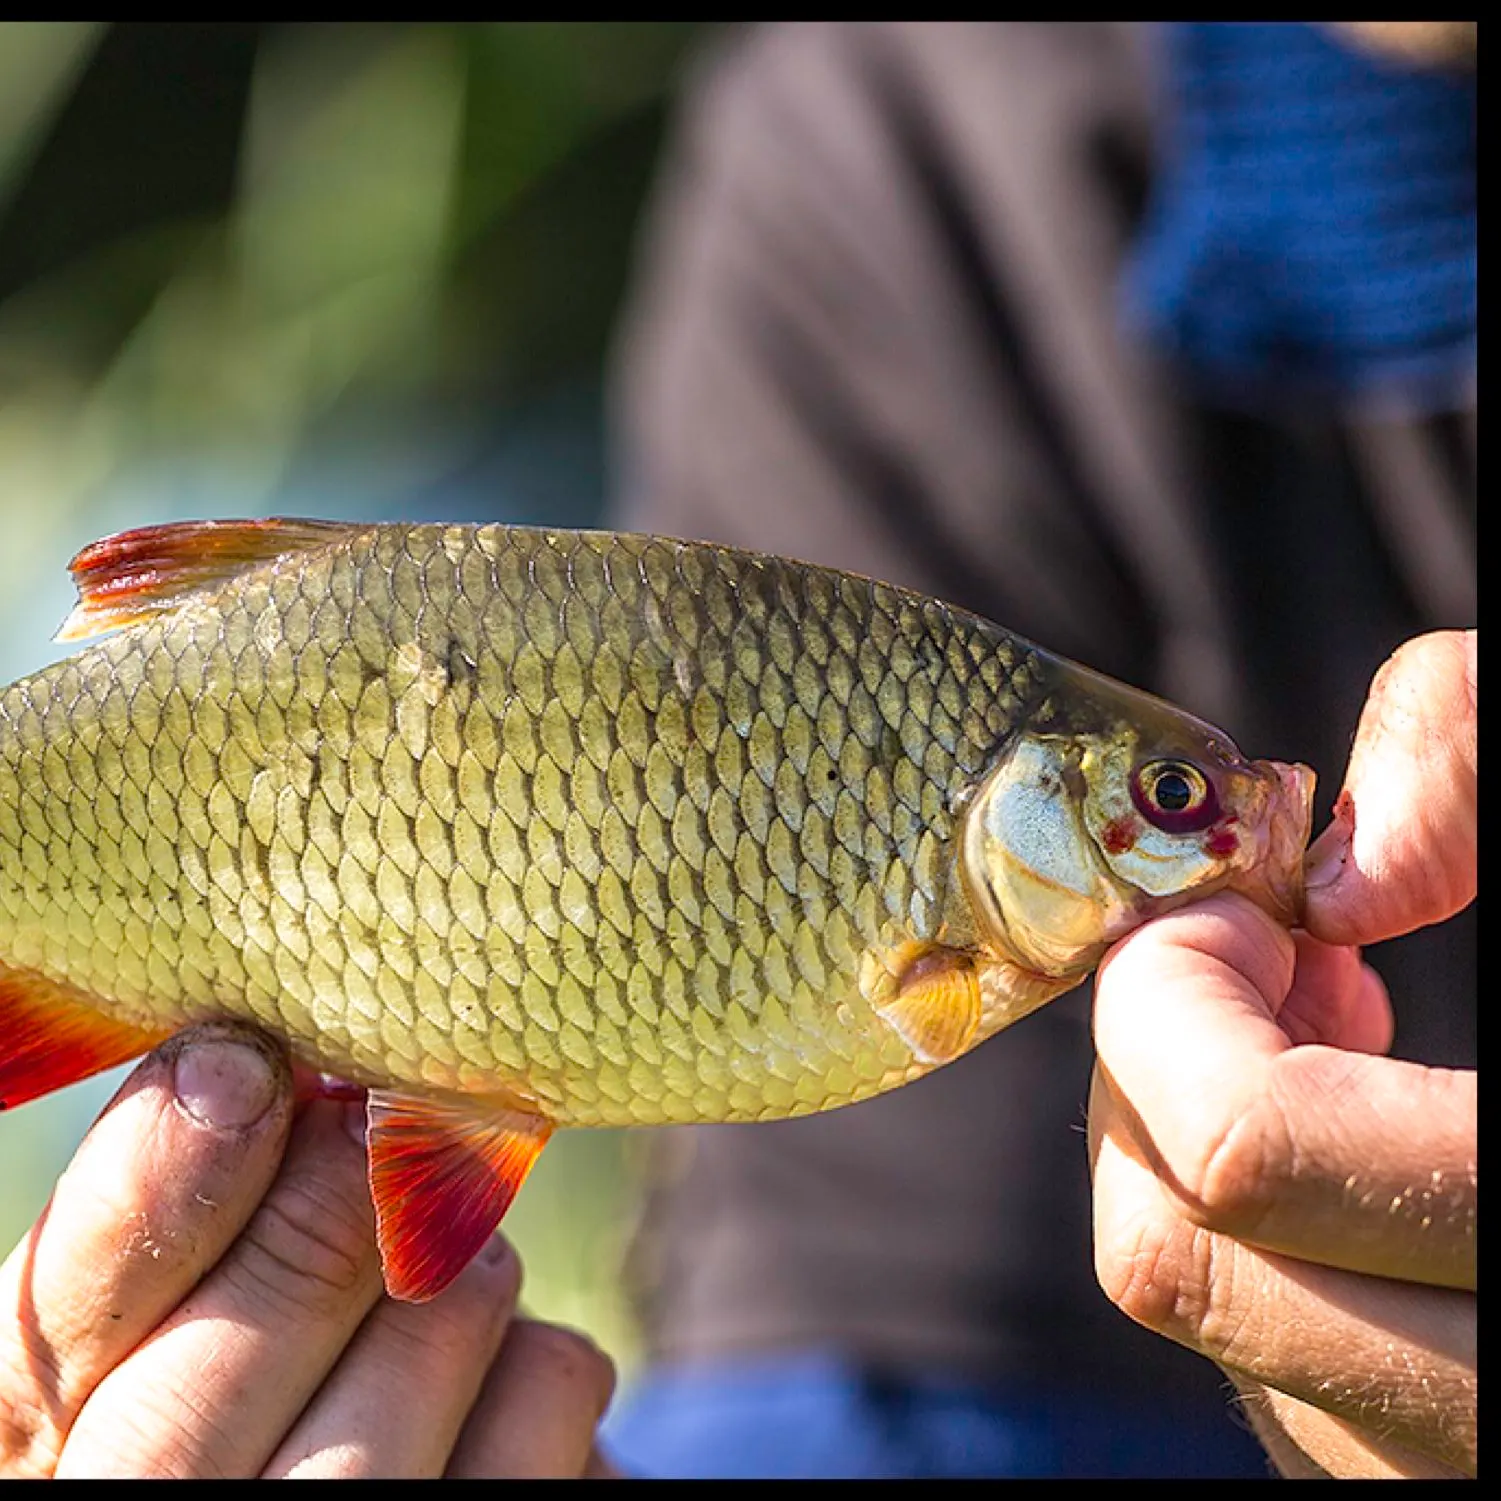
left=1227, top=759, right=1316, bottom=925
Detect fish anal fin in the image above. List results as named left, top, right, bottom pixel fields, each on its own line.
left=863, top=940, right=982, bottom=1065
left=56, top=518, right=356, bottom=642
left=0, top=963, right=168, bottom=1110
left=365, top=1089, right=553, bottom=1303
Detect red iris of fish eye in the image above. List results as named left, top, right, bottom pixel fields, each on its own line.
left=1128, top=762, right=1220, bottom=834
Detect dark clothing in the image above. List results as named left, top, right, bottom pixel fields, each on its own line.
left=607, top=20, right=1474, bottom=1465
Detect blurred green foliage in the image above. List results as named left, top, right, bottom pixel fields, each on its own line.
left=0, top=19, right=712, bottom=1371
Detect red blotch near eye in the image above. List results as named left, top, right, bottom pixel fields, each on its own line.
left=1101, top=816, right=1138, bottom=855
left=1205, top=823, right=1240, bottom=859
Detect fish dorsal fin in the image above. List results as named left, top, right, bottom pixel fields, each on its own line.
left=56, top=517, right=355, bottom=642
left=1, top=962, right=168, bottom=1110
left=365, top=1089, right=553, bottom=1303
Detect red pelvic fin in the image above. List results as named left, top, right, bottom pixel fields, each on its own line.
left=365, top=1089, right=554, bottom=1303
left=0, top=964, right=167, bottom=1110
left=55, top=517, right=355, bottom=642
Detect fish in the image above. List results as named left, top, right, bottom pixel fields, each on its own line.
left=0, top=519, right=1315, bottom=1300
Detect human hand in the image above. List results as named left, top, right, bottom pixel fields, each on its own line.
left=1087, top=631, right=1476, bottom=1479
left=0, top=1025, right=616, bottom=1478
left=1302, top=629, right=1477, bottom=950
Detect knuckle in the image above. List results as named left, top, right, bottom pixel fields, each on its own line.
left=1188, top=1092, right=1290, bottom=1238
left=379, top=1243, right=523, bottom=1366
left=0, top=1325, right=66, bottom=1476
left=508, top=1321, right=615, bottom=1409
left=65, top=1390, right=238, bottom=1480
left=1095, top=1200, right=1196, bottom=1336
left=0, top=1394, right=59, bottom=1479
left=1095, top=1204, right=1238, bottom=1359
left=229, top=1172, right=375, bottom=1315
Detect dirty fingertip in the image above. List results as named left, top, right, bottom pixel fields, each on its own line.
left=168, top=1023, right=290, bottom=1131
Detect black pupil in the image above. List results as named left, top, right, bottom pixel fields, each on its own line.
left=1154, top=770, right=1194, bottom=811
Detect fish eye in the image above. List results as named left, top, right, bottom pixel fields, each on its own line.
left=1153, top=770, right=1194, bottom=811
left=1130, top=759, right=1219, bottom=833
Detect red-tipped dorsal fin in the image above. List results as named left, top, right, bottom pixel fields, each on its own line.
left=55, top=517, right=355, bottom=642
left=365, top=1089, right=553, bottom=1303
left=0, top=963, right=168, bottom=1110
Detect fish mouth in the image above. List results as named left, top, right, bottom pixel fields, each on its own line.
left=1226, top=759, right=1316, bottom=926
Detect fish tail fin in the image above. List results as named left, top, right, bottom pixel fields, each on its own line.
left=55, top=517, right=358, bottom=642
left=0, top=963, right=167, bottom=1110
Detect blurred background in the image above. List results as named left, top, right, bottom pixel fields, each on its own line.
left=0, top=19, right=720, bottom=1370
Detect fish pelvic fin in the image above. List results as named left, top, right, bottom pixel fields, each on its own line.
left=0, top=963, right=168, bottom=1109
left=364, top=1089, right=554, bottom=1303
left=55, top=517, right=357, bottom=642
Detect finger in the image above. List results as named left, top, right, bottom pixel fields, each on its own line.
left=262, top=1236, right=522, bottom=1478
left=1092, top=895, right=1476, bottom=1289
left=1305, top=630, right=1476, bottom=946
left=1277, top=932, right=1393, bottom=1054
left=584, top=1444, right=621, bottom=1478
left=1228, top=1374, right=1474, bottom=1480
left=0, top=1025, right=293, bottom=1478
left=55, top=1100, right=383, bottom=1478
left=445, top=1319, right=616, bottom=1478
left=1090, top=1100, right=1477, bottom=1475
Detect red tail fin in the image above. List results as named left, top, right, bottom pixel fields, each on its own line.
left=0, top=964, right=166, bottom=1110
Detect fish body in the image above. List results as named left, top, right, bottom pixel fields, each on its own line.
left=0, top=520, right=1314, bottom=1297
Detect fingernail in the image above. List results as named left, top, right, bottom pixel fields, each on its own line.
left=1305, top=797, right=1355, bottom=892
left=173, top=1031, right=281, bottom=1129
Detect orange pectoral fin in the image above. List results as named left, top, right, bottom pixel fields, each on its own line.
left=0, top=965, right=168, bottom=1110
left=365, top=1090, right=553, bottom=1303
left=863, top=941, right=982, bottom=1066
left=55, top=517, right=356, bottom=641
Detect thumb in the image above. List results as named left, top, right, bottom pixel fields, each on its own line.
left=1304, top=631, right=1476, bottom=946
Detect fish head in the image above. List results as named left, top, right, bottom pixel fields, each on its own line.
left=960, top=661, right=1315, bottom=985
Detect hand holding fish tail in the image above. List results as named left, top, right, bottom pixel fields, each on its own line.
left=1087, top=632, right=1477, bottom=1479
left=0, top=1024, right=613, bottom=1478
